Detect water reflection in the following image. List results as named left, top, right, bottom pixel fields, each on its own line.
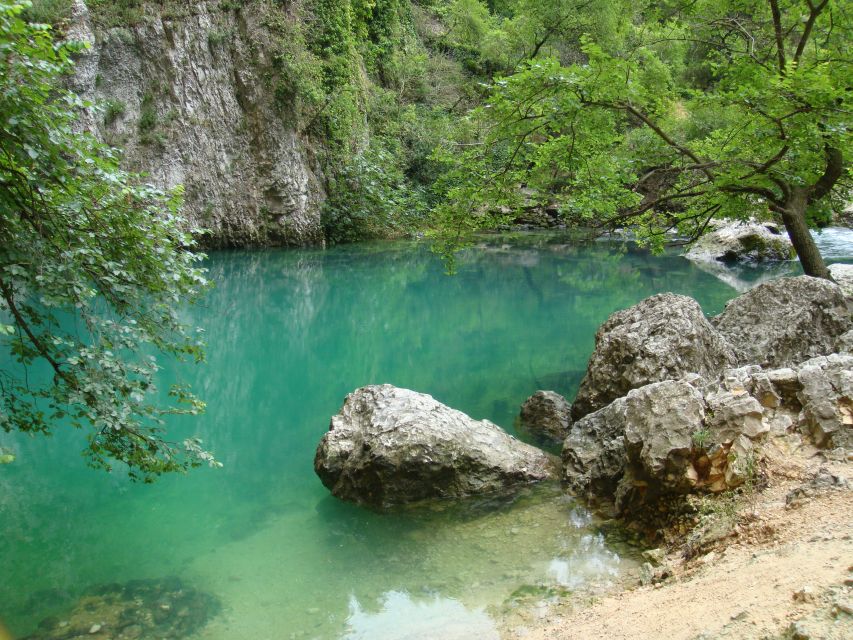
left=344, top=592, right=499, bottom=640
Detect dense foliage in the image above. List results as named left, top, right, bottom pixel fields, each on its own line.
left=0, top=0, right=217, bottom=479
left=432, top=0, right=852, bottom=276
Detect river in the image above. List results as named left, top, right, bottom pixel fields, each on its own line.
left=1, top=230, right=850, bottom=639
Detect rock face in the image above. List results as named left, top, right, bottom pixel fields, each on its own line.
left=314, top=385, right=557, bottom=507
left=571, top=294, right=737, bottom=420
left=563, top=355, right=853, bottom=512
left=712, top=276, right=852, bottom=368
left=563, top=279, right=851, bottom=513
left=519, top=390, right=572, bottom=444
left=684, top=220, right=794, bottom=264
left=562, top=396, right=626, bottom=498
left=796, top=354, right=853, bottom=449
left=829, top=263, right=853, bottom=302
left=565, top=375, right=765, bottom=513
left=69, top=1, right=324, bottom=247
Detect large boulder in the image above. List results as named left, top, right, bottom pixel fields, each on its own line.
left=519, top=390, right=572, bottom=444
left=712, top=276, right=852, bottom=368
left=829, top=263, right=853, bottom=303
left=571, top=294, right=737, bottom=420
left=621, top=380, right=705, bottom=494
left=314, top=385, right=557, bottom=507
left=563, top=355, right=853, bottom=513
left=684, top=220, right=794, bottom=264
left=562, top=397, right=626, bottom=499
left=564, top=378, right=759, bottom=513
left=796, top=354, right=853, bottom=449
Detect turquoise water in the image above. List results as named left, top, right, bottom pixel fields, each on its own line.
left=0, top=233, right=805, bottom=639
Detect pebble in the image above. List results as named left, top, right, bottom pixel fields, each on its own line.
left=786, top=621, right=811, bottom=639
left=642, top=548, right=666, bottom=566
left=792, top=585, right=815, bottom=603
left=89, top=623, right=102, bottom=634
left=833, top=596, right=853, bottom=616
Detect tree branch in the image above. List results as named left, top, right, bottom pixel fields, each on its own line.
left=0, top=277, right=77, bottom=388
left=768, top=0, right=787, bottom=73
left=622, top=104, right=714, bottom=180
left=809, top=145, right=843, bottom=202
left=721, top=184, right=783, bottom=206
left=795, top=0, right=829, bottom=64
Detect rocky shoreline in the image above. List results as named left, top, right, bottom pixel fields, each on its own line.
left=313, top=272, right=852, bottom=637
left=315, top=275, right=851, bottom=521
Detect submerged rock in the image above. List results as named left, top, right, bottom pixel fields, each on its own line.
left=314, top=385, right=557, bottom=507
left=684, top=220, right=794, bottom=264
left=22, top=577, right=220, bottom=640
left=712, top=276, right=851, bottom=368
left=518, top=390, right=572, bottom=444
left=571, top=293, right=736, bottom=420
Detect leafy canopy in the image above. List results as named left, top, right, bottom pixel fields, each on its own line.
left=431, top=0, right=852, bottom=266
left=0, top=0, right=217, bottom=480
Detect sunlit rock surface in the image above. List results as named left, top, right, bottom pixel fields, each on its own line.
left=315, top=385, right=558, bottom=507
left=571, top=293, right=736, bottom=420
left=829, top=263, right=853, bottom=302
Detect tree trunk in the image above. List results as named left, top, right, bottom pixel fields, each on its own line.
left=780, top=187, right=830, bottom=279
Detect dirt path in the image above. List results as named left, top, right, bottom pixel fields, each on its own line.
left=508, top=454, right=853, bottom=640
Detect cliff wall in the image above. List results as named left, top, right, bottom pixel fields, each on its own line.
left=68, top=0, right=325, bottom=248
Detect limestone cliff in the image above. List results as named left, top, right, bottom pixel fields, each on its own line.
left=68, top=0, right=324, bottom=248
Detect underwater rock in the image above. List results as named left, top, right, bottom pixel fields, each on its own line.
left=712, top=276, right=852, bottom=368
left=571, top=293, right=736, bottom=420
left=314, top=385, right=558, bottom=508
left=684, top=219, right=795, bottom=264
left=518, top=390, right=572, bottom=445
left=22, top=577, right=220, bottom=640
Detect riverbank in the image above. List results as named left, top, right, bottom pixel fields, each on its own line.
left=505, top=444, right=852, bottom=640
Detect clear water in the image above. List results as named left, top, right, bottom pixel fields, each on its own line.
left=1, top=232, right=843, bottom=639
